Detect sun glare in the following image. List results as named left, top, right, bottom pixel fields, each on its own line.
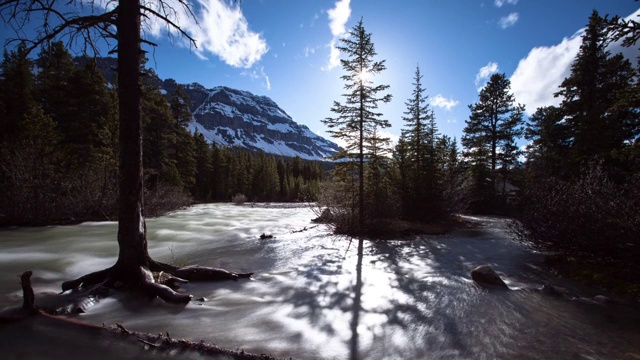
left=357, top=69, right=371, bottom=83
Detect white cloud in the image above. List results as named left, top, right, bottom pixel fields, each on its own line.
left=143, top=0, right=268, bottom=68
left=510, top=32, right=582, bottom=115
left=475, top=62, right=499, bottom=91
left=494, top=0, right=518, bottom=7
left=509, top=8, right=640, bottom=116
left=376, top=129, right=400, bottom=149
left=499, top=12, right=519, bottom=29
left=241, top=66, right=271, bottom=90
left=323, top=0, right=351, bottom=70
left=431, top=94, right=459, bottom=110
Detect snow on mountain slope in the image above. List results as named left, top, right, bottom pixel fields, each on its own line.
left=181, top=85, right=340, bottom=161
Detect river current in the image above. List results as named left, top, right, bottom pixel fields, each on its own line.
left=0, top=203, right=638, bottom=359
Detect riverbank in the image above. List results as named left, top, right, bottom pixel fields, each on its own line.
left=544, top=254, right=640, bottom=303
left=1, top=205, right=639, bottom=359
left=0, top=185, right=194, bottom=228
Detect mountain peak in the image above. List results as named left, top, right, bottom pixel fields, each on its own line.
left=73, top=56, right=339, bottom=161
left=176, top=84, right=339, bottom=161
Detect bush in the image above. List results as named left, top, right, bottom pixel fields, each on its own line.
left=145, top=183, right=193, bottom=217
left=512, top=165, right=640, bottom=266
left=232, top=193, right=247, bottom=205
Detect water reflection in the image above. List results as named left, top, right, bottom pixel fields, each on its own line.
left=0, top=206, right=639, bottom=359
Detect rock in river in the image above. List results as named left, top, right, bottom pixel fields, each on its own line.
left=471, top=265, right=509, bottom=289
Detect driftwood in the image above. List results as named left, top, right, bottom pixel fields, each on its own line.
left=1, top=271, right=280, bottom=360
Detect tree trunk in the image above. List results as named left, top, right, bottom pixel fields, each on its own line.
left=58, top=1, right=253, bottom=305
left=113, top=0, right=149, bottom=279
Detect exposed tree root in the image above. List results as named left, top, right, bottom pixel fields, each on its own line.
left=61, top=267, right=111, bottom=292
left=1, top=272, right=280, bottom=359
left=20, top=271, right=36, bottom=312
left=59, top=258, right=254, bottom=306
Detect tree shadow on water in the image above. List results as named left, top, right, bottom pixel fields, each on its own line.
left=272, top=219, right=561, bottom=359
left=349, top=237, right=363, bottom=360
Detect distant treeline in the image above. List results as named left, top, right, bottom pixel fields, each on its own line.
left=0, top=41, right=325, bottom=226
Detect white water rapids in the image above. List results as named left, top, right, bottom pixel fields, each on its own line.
left=0, top=203, right=639, bottom=359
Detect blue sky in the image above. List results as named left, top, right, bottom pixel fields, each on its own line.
left=3, top=0, right=640, bottom=147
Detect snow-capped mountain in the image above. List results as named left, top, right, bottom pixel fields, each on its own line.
left=76, top=56, right=340, bottom=161
left=178, top=84, right=339, bottom=161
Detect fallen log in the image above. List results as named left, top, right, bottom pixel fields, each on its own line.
left=1, top=271, right=281, bottom=360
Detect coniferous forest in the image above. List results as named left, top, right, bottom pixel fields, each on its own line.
left=0, top=10, right=639, bottom=294
left=0, top=42, right=325, bottom=226
left=1, top=1, right=640, bottom=358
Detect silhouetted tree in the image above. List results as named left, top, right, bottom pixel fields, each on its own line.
left=463, top=73, right=524, bottom=212
left=322, top=19, right=392, bottom=233
left=556, top=11, right=637, bottom=174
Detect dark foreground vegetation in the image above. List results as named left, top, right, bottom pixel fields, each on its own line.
left=0, top=42, right=326, bottom=226
left=511, top=13, right=640, bottom=298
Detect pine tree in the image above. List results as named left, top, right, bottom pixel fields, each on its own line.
left=192, top=132, right=213, bottom=200
left=35, top=42, right=77, bottom=144
left=463, top=73, right=524, bottom=212
left=400, top=64, right=445, bottom=220
left=524, top=106, right=569, bottom=178
left=0, top=105, right=60, bottom=224
left=0, top=44, right=34, bottom=142
left=142, top=83, right=180, bottom=188
left=556, top=11, right=637, bottom=172
left=67, top=58, right=118, bottom=167
left=322, top=19, right=392, bottom=232
left=393, top=134, right=411, bottom=218
left=170, top=84, right=193, bottom=128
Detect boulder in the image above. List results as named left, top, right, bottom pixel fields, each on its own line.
left=471, top=265, right=509, bottom=289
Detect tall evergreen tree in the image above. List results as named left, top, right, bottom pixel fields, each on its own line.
left=524, top=106, right=570, bottom=178
left=192, top=132, right=213, bottom=200
left=322, top=19, right=392, bottom=232
left=170, top=84, right=193, bottom=128
left=400, top=64, right=444, bottom=220
left=463, top=73, right=524, bottom=212
left=0, top=44, right=34, bottom=141
left=556, top=11, right=637, bottom=172
left=67, top=58, right=118, bottom=167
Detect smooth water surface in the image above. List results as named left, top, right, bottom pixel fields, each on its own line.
left=0, top=204, right=639, bottom=359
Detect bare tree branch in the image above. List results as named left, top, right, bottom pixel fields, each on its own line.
left=140, top=4, right=197, bottom=49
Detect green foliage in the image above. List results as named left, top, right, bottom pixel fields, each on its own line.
left=517, top=11, right=640, bottom=289
left=397, top=65, right=460, bottom=221
left=0, top=43, right=34, bottom=141
left=322, top=19, right=392, bottom=233
left=463, top=73, right=524, bottom=213
left=0, top=105, right=61, bottom=224
left=513, top=164, right=639, bottom=267
left=555, top=11, right=638, bottom=172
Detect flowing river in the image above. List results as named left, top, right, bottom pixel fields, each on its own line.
left=0, top=203, right=639, bottom=359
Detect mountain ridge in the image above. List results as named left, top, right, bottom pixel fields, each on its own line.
left=77, top=56, right=339, bottom=161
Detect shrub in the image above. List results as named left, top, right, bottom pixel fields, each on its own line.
left=145, top=183, right=193, bottom=217
left=512, top=164, right=640, bottom=266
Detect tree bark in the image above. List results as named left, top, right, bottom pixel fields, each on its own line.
left=58, top=1, right=253, bottom=304
left=113, top=0, right=149, bottom=279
